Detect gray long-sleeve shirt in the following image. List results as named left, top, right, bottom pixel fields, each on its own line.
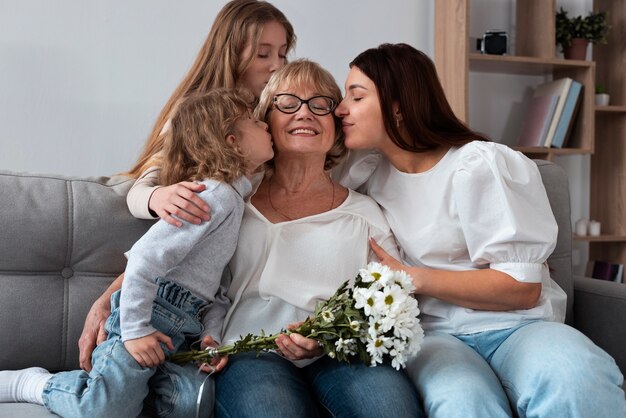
left=120, top=176, right=252, bottom=343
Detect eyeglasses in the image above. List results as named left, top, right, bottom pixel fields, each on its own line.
left=272, top=94, right=336, bottom=116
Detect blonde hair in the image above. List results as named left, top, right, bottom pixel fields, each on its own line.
left=255, top=59, right=346, bottom=170
left=160, top=89, right=253, bottom=185
left=127, top=0, right=295, bottom=178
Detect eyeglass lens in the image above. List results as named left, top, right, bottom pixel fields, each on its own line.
left=274, top=94, right=336, bottom=116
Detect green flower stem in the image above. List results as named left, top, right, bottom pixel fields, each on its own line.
left=170, top=326, right=328, bottom=364
left=221, top=332, right=283, bottom=353
left=169, top=322, right=350, bottom=365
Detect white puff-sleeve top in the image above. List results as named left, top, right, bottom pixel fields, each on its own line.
left=337, top=141, right=567, bottom=335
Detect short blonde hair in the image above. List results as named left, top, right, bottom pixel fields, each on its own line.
left=255, top=59, right=346, bottom=170
left=160, top=89, right=254, bottom=185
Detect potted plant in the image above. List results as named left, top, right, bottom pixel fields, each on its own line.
left=556, top=8, right=610, bottom=60
left=595, top=84, right=610, bottom=106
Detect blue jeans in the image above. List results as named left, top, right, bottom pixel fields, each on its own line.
left=42, top=279, right=215, bottom=418
left=215, top=351, right=424, bottom=418
left=406, top=321, right=626, bottom=418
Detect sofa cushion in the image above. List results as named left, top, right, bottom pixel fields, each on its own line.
left=535, top=160, right=573, bottom=323
left=0, top=171, right=154, bottom=371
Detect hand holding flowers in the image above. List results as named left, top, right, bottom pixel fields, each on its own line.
left=198, top=335, right=228, bottom=373
left=170, top=262, right=423, bottom=370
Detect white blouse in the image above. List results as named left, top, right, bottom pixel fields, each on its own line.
left=221, top=188, right=400, bottom=351
left=335, top=141, right=566, bottom=335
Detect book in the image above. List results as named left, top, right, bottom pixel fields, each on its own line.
left=550, top=80, right=583, bottom=148
left=586, top=260, right=624, bottom=283
left=516, top=95, right=559, bottom=147
left=532, top=78, right=573, bottom=147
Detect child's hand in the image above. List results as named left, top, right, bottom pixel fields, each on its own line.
left=124, top=331, right=174, bottom=368
left=198, top=336, right=228, bottom=373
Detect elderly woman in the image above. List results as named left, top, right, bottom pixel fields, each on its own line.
left=214, top=59, right=422, bottom=417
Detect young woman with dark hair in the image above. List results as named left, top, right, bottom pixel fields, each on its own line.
left=334, top=43, right=625, bottom=418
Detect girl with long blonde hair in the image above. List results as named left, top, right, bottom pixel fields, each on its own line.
left=126, top=0, right=295, bottom=227
left=77, top=0, right=294, bottom=381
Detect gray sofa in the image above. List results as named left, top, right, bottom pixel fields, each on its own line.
left=1, top=160, right=625, bottom=417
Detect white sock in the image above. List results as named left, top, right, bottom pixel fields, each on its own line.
left=0, top=367, right=51, bottom=404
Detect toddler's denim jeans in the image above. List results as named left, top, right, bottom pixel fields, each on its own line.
left=42, top=278, right=215, bottom=418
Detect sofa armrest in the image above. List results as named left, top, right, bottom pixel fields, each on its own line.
left=573, top=276, right=626, bottom=373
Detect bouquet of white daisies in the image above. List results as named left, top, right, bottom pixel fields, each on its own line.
left=170, top=262, right=423, bottom=370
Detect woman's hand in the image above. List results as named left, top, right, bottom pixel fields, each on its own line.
left=124, top=331, right=174, bottom=368
left=149, top=182, right=210, bottom=227
left=79, top=273, right=126, bottom=371
left=275, top=322, right=324, bottom=361
left=370, top=238, right=406, bottom=272
left=198, top=336, right=228, bottom=373
left=370, top=238, right=423, bottom=293
left=78, top=297, right=111, bottom=371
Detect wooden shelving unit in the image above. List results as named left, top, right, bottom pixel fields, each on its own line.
left=434, top=0, right=595, bottom=158
left=590, top=0, right=626, bottom=266
left=434, top=0, right=626, bottom=268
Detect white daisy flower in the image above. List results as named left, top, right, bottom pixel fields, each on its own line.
left=392, top=315, right=416, bottom=340
left=374, top=284, right=407, bottom=316
left=393, top=269, right=416, bottom=293
left=335, top=338, right=358, bottom=355
left=390, top=340, right=409, bottom=370
left=367, top=335, right=393, bottom=365
left=359, top=262, right=392, bottom=285
left=368, top=316, right=383, bottom=337
left=321, top=309, right=335, bottom=322
left=353, top=287, right=377, bottom=317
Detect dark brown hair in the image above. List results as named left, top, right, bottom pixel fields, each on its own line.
left=349, top=43, right=488, bottom=152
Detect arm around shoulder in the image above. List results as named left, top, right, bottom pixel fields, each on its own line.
left=127, top=166, right=161, bottom=219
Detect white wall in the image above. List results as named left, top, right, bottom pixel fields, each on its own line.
left=0, top=0, right=432, bottom=177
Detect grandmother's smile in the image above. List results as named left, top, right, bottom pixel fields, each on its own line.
left=288, top=127, right=319, bottom=135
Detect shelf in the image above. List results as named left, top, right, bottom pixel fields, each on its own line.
left=468, top=52, right=595, bottom=152
left=574, top=235, right=626, bottom=242
left=596, top=105, right=626, bottom=113
left=515, top=147, right=592, bottom=156
left=469, top=53, right=594, bottom=75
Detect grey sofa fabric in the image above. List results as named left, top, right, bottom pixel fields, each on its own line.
left=0, top=161, right=623, bottom=416
left=535, top=160, right=574, bottom=323
left=534, top=160, right=626, bottom=376
left=573, top=276, right=626, bottom=375
left=0, top=171, right=154, bottom=417
left=0, top=172, right=154, bottom=373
